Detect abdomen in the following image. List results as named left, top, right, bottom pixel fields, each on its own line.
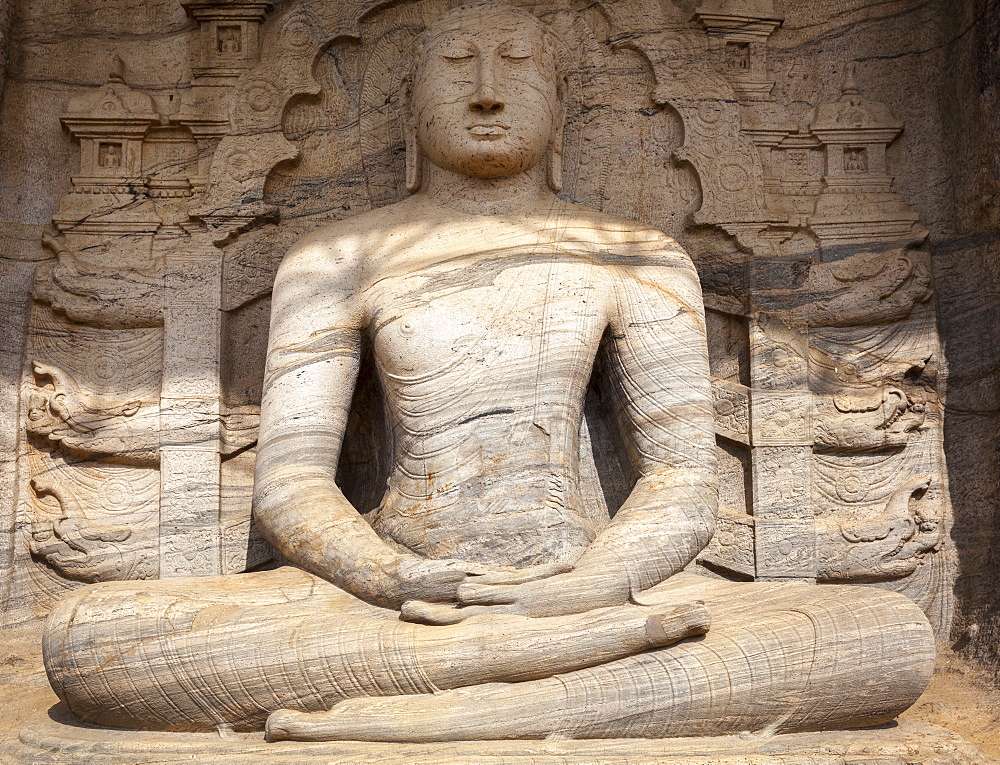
left=372, top=463, right=597, bottom=567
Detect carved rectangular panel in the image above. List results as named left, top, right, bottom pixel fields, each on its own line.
left=712, top=378, right=750, bottom=443
left=166, top=253, right=223, bottom=306
left=162, top=308, right=222, bottom=399
left=752, top=446, right=811, bottom=520
left=749, top=319, right=809, bottom=390
left=751, top=389, right=812, bottom=446
left=754, top=518, right=816, bottom=580
left=159, top=446, right=220, bottom=577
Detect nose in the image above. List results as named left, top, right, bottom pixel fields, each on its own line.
left=470, top=91, right=504, bottom=112
left=469, top=56, right=504, bottom=113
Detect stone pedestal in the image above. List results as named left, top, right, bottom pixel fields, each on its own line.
left=5, top=709, right=994, bottom=765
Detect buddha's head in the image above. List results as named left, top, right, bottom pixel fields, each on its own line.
left=405, top=1, right=565, bottom=192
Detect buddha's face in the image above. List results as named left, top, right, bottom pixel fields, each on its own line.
left=411, top=6, right=560, bottom=180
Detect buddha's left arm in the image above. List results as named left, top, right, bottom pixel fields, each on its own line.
left=448, top=238, right=718, bottom=620
left=570, top=241, right=719, bottom=595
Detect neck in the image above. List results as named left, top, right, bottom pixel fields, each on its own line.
left=419, top=163, right=554, bottom=216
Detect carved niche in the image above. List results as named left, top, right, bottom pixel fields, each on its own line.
left=5, top=0, right=950, bottom=635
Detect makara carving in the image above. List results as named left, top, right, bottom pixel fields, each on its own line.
left=33, top=233, right=164, bottom=330
left=28, top=478, right=149, bottom=584
left=27, top=361, right=258, bottom=466
left=758, top=247, right=933, bottom=329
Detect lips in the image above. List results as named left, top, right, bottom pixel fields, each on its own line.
left=468, top=123, right=510, bottom=137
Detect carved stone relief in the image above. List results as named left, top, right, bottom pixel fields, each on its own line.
left=4, top=0, right=1000, bottom=759
left=0, top=0, right=950, bottom=639
left=4, top=3, right=944, bottom=752
left=0, top=2, right=953, bottom=749
left=0, top=0, right=993, bottom=762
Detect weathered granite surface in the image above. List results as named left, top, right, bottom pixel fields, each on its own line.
left=0, top=0, right=996, bottom=760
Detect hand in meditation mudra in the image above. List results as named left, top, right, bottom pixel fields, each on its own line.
left=44, top=2, right=935, bottom=742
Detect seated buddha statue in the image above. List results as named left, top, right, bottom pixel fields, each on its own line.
left=42, top=1, right=935, bottom=743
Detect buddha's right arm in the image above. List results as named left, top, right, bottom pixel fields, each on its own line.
left=252, top=236, right=468, bottom=609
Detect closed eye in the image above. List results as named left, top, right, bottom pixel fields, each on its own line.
left=499, top=43, right=533, bottom=61
left=441, top=45, right=476, bottom=61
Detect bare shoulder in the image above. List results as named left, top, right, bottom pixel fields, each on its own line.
left=276, top=224, right=356, bottom=288
left=552, top=203, right=705, bottom=317
left=275, top=203, right=409, bottom=295
left=552, top=200, right=693, bottom=270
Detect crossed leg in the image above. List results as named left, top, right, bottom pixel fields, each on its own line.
left=266, top=574, right=935, bottom=742
left=43, top=566, right=710, bottom=732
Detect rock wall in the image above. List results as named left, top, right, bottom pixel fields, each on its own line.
left=0, top=0, right=995, bottom=671
left=933, top=0, right=1000, bottom=670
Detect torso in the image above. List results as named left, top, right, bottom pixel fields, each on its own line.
left=344, top=197, right=669, bottom=567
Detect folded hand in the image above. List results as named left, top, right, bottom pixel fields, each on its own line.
left=400, top=566, right=630, bottom=624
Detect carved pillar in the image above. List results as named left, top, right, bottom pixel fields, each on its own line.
left=749, top=316, right=815, bottom=582
left=158, top=239, right=224, bottom=577
left=152, top=1, right=274, bottom=579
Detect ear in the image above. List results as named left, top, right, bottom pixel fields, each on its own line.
left=546, top=76, right=568, bottom=193
left=401, top=77, right=422, bottom=194
left=546, top=127, right=563, bottom=193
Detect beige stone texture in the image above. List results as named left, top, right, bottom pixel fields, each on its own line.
left=0, top=0, right=997, bottom=761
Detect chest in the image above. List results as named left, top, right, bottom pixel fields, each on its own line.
left=366, top=258, right=612, bottom=380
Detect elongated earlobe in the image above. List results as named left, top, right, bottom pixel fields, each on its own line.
left=546, top=136, right=563, bottom=193
left=405, top=121, right=422, bottom=194
left=546, top=84, right=566, bottom=193
left=402, top=78, right=422, bottom=193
